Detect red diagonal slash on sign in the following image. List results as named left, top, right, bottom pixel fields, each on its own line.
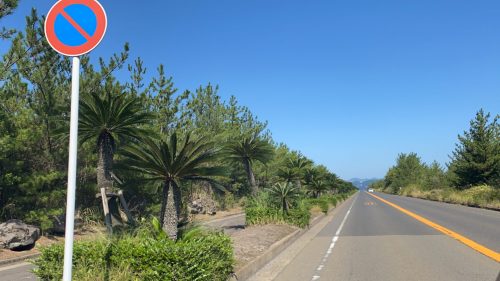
left=45, top=0, right=107, bottom=56
left=60, top=10, right=92, bottom=41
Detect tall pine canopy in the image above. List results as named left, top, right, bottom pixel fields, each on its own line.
left=450, top=110, right=500, bottom=188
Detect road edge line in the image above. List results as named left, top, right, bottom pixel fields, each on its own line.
left=367, top=192, right=500, bottom=263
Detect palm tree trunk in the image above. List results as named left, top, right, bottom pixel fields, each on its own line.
left=97, top=133, right=122, bottom=225
left=161, top=181, right=181, bottom=240
left=283, top=199, right=288, bottom=215
left=97, top=133, right=114, bottom=191
left=295, top=179, right=302, bottom=189
left=243, top=159, right=258, bottom=195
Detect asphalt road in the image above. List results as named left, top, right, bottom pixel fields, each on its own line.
left=202, top=213, right=245, bottom=234
left=272, top=191, right=500, bottom=281
left=0, top=262, right=35, bottom=281
left=2, top=194, right=500, bottom=280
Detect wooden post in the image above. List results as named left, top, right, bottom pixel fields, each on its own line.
left=100, top=188, right=113, bottom=234
left=118, top=190, right=135, bottom=225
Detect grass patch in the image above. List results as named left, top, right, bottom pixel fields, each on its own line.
left=397, top=185, right=500, bottom=209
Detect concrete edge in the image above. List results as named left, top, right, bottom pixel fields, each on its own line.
left=230, top=195, right=356, bottom=281
left=0, top=253, right=40, bottom=267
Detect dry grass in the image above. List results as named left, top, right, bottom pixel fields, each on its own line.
left=399, top=185, right=500, bottom=209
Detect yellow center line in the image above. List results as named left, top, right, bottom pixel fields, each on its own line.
left=366, top=192, right=500, bottom=263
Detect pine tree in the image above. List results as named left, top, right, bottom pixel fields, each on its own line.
left=449, top=109, right=500, bottom=188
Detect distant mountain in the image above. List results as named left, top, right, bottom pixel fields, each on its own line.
left=349, top=178, right=380, bottom=189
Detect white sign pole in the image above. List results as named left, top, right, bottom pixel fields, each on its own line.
left=62, top=56, right=81, bottom=281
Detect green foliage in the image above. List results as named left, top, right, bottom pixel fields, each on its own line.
left=307, top=180, right=329, bottom=198
left=245, top=191, right=353, bottom=227
left=79, top=90, right=151, bottom=147
left=1, top=5, right=353, bottom=238
left=0, top=8, right=131, bottom=230
left=266, top=182, right=301, bottom=214
left=245, top=191, right=310, bottom=228
left=399, top=185, right=500, bottom=209
left=245, top=206, right=310, bottom=228
left=217, top=192, right=236, bottom=210
left=449, top=110, right=499, bottom=188
left=122, top=133, right=225, bottom=239
left=225, top=133, right=275, bottom=194
left=0, top=0, right=19, bottom=38
left=376, top=110, right=499, bottom=209
left=384, top=153, right=426, bottom=193
left=304, top=198, right=329, bottom=213
left=33, top=228, right=233, bottom=281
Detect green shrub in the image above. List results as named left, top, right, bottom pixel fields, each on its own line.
left=285, top=207, right=310, bottom=228
left=245, top=206, right=310, bottom=228
left=304, top=198, right=329, bottom=213
left=328, top=196, right=337, bottom=207
left=33, top=231, right=233, bottom=281
left=218, top=192, right=235, bottom=210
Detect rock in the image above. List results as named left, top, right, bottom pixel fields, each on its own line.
left=0, top=220, right=40, bottom=250
left=188, top=198, right=217, bottom=215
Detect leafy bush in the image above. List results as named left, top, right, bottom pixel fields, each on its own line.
left=304, top=198, right=329, bottom=213
left=328, top=196, right=338, bottom=207
left=33, top=228, right=233, bottom=281
left=217, top=192, right=236, bottom=210
left=245, top=192, right=310, bottom=228
left=245, top=206, right=310, bottom=228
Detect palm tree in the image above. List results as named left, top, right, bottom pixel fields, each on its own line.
left=123, top=133, right=225, bottom=240
left=287, top=155, right=312, bottom=189
left=278, top=167, right=299, bottom=184
left=307, top=180, right=328, bottom=198
left=225, top=134, right=274, bottom=195
left=79, top=90, right=150, bottom=222
left=267, top=182, right=300, bottom=214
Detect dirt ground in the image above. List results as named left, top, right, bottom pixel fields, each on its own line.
left=231, top=224, right=298, bottom=270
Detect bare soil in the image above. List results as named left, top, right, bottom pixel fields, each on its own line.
left=231, top=224, right=298, bottom=271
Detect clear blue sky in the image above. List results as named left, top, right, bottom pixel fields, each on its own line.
left=2, top=0, right=500, bottom=180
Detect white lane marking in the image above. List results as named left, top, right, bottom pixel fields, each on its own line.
left=311, top=194, right=357, bottom=281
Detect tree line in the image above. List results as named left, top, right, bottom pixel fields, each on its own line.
left=372, top=110, right=499, bottom=205
left=0, top=6, right=356, bottom=238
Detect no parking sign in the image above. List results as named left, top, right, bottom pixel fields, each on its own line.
left=45, top=0, right=107, bottom=56
left=44, top=1, right=107, bottom=280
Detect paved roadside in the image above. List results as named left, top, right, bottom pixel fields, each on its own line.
left=266, top=192, right=499, bottom=281
left=202, top=213, right=245, bottom=234
left=0, top=262, right=35, bottom=281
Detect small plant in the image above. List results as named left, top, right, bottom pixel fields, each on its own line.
left=267, top=182, right=301, bottom=214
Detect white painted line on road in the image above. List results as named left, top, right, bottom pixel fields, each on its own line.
left=310, top=195, right=357, bottom=281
